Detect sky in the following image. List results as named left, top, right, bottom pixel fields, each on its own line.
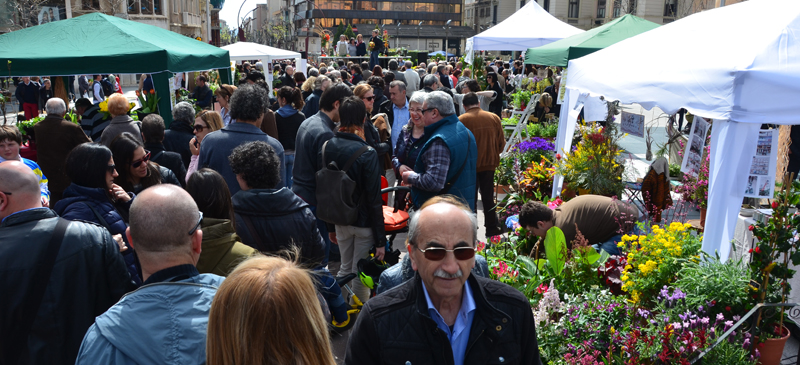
left=219, top=0, right=265, bottom=29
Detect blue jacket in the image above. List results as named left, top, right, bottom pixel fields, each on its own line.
left=54, top=184, right=132, bottom=244
left=302, top=89, right=322, bottom=117
left=75, top=273, right=224, bottom=365
left=412, top=114, right=477, bottom=210
left=199, top=122, right=286, bottom=196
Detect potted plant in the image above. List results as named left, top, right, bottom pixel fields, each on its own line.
left=553, top=123, right=625, bottom=197
left=675, top=144, right=710, bottom=225
left=747, top=174, right=800, bottom=364
left=135, top=89, right=160, bottom=120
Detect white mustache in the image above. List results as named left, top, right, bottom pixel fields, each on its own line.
left=434, top=268, right=463, bottom=279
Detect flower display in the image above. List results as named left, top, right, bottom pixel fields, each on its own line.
left=554, top=122, right=625, bottom=196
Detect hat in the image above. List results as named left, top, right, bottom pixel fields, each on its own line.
left=245, top=71, right=265, bottom=82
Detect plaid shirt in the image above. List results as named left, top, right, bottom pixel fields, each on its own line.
left=407, top=139, right=450, bottom=192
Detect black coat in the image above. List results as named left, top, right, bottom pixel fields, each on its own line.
left=322, top=132, right=385, bottom=247
left=356, top=42, right=367, bottom=56
left=275, top=110, right=305, bottom=150
left=163, top=120, right=194, bottom=168
left=0, top=208, right=131, bottom=365
left=232, top=188, right=326, bottom=267
left=345, top=274, right=543, bottom=365
left=364, top=118, right=391, bottom=163
left=145, top=142, right=187, bottom=186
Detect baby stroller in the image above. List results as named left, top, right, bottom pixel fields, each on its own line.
left=380, top=176, right=413, bottom=247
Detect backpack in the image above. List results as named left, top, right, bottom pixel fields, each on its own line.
left=315, top=141, right=370, bottom=226
left=101, top=78, right=114, bottom=97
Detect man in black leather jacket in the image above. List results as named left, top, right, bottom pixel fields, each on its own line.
left=0, top=161, right=131, bottom=364
left=346, top=195, right=542, bottom=365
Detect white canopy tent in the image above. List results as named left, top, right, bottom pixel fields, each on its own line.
left=222, top=42, right=301, bottom=62
left=553, top=0, right=800, bottom=260
left=466, top=1, right=583, bottom=52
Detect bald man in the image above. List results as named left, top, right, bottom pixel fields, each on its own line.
left=0, top=161, right=130, bottom=364
left=76, top=185, right=225, bottom=365
left=346, top=195, right=542, bottom=365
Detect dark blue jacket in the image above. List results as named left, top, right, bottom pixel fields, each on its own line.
left=54, top=183, right=142, bottom=285
left=412, top=114, right=477, bottom=210
left=232, top=187, right=325, bottom=267
left=199, top=122, right=285, bottom=196
left=163, top=120, right=195, bottom=168
left=292, top=111, right=335, bottom=206
left=302, top=89, right=323, bottom=117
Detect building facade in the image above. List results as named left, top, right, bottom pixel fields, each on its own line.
left=292, top=0, right=475, bottom=56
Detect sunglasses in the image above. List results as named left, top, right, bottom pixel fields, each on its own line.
left=363, top=95, right=375, bottom=101
left=415, top=245, right=476, bottom=261
left=193, top=124, right=207, bottom=132
left=106, top=164, right=116, bottom=173
left=131, top=151, right=151, bottom=168
left=188, top=211, right=203, bottom=235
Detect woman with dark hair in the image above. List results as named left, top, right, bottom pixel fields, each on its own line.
left=186, top=168, right=256, bottom=276
left=275, top=86, right=305, bottom=188
left=110, top=132, right=181, bottom=194
left=323, top=96, right=385, bottom=305
left=293, top=72, right=306, bottom=89
left=382, top=72, right=395, bottom=100
left=371, top=65, right=384, bottom=78
left=367, top=76, right=387, bottom=116
left=353, top=83, right=391, bottom=172
left=350, top=64, right=363, bottom=84
left=54, top=142, right=142, bottom=285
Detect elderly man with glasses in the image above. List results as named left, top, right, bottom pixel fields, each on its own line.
left=346, top=195, right=543, bottom=365
left=400, top=91, right=477, bottom=211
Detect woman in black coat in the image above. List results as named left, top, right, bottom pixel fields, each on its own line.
left=275, top=86, right=305, bottom=188
left=110, top=132, right=181, bottom=194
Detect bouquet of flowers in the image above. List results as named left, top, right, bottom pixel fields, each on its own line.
left=135, top=89, right=159, bottom=114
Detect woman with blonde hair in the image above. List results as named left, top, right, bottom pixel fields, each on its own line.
left=353, top=83, right=391, bottom=174
left=206, top=255, right=336, bottom=365
left=301, top=75, right=317, bottom=100
left=213, top=84, right=237, bottom=126
left=533, top=93, right=553, bottom=122
left=185, top=110, right=224, bottom=182
left=98, top=93, right=141, bottom=146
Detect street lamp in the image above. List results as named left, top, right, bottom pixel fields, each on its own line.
left=417, top=21, right=423, bottom=51
left=443, top=19, right=452, bottom=57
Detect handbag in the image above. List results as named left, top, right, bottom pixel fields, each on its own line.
left=315, top=141, right=370, bottom=226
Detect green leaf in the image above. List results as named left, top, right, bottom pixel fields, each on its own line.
left=573, top=245, right=601, bottom=264
left=544, top=226, right=567, bottom=276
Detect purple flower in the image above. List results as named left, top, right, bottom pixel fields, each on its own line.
left=512, top=138, right=555, bottom=154
left=723, top=320, right=734, bottom=332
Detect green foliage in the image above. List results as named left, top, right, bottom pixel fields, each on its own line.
left=668, top=163, right=681, bottom=178
left=510, top=90, right=532, bottom=110
left=344, top=24, right=356, bottom=40
left=334, top=23, right=345, bottom=42
left=674, top=252, right=751, bottom=316
left=539, top=227, right=567, bottom=276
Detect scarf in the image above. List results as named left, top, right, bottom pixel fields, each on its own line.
left=276, top=104, right=298, bottom=118
left=339, top=126, right=365, bottom=140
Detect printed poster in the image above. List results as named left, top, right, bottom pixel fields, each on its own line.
left=557, top=68, right=567, bottom=105
left=620, top=111, right=645, bottom=138
left=680, top=116, right=710, bottom=177
left=168, top=76, right=176, bottom=111
left=744, top=129, right=779, bottom=198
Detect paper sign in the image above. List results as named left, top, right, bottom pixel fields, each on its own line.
left=557, top=68, right=567, bottom=105
left=744, top=129, right=779, bottom=198
left=680, top=116, right=710, bottom=177
left=583, top=96, right=608, bottom=123
left=297, top=58, right=307, bottom=76
left=620, top=111, right=645, bottom=138
left=168, top=76, right=176, bottom=111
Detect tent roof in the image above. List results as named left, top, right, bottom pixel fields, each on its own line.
left=525, top=14, right=660, bottom=66
left=566, top=0, right=800, bottom=125
left=469, top=1, right=583, bottom=51
left=428, top=51, right=456, bottom=57
left=0, top=12, right=229, bottom=76
left=222, top=42, right=301, bottom=61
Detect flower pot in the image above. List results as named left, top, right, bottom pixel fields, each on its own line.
left=700, top=208, right=707, bottom=227
left=495, top=184, right=511, bottom=194
left=756, top=326, right=790, bottom=365
left=136, top=111, right=154, bottom=121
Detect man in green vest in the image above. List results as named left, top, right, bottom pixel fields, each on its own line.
left=401, top=91, right=477, bottom=211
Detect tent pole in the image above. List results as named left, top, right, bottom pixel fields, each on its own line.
left=153, top=72, right=173, bottom=127
left=219, top=65, right=232, bottom=85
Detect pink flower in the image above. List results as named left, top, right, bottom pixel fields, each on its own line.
left=477, top=241, right=486, bottom=252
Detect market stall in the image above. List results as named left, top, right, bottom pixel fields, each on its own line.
left=0, top=12, right=231, bottom=124
left=222, top=42, right=302, bottom=86
left=557, top=0, right=800, bottom=259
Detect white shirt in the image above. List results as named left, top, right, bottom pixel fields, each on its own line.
left=93, top=81, right=104, bottom=104
left=404, top=69, right=420, bottom=93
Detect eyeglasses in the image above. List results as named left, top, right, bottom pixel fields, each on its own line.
left=188, top=211, right=203, bottom=235
left=106, top=164, right=116, bottom=173
left=193, top=124, right=207, bottom=132
left=1, top=192, right=11, bottom=196
left=131, top=151, right=151, bottom=168
left=409, top=108, right=424, bottom=113
left=363, top=95, right=375, bottom=101
left=421, top=107, right=436, bottom=115
left=415, top=245, right=476, bottom=261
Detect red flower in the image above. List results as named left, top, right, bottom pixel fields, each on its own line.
left=748, top=248, right=753, bottom=253
left=772, top=201, right=779, bottom=209
left=748, top=225, right=754, bottom=231
left=711, top=300, right=717, bottom=305
left=555, top=153, right=561, bottom=160
left=725, top=306, right=731, bottom=311
left=755, top=246, right=761, bottom=254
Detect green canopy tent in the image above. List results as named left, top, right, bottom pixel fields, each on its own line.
left=0, top=12, right=232, bottom=124
left=524, top=14, right=660, bottom=67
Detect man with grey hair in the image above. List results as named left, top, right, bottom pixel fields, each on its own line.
left=403, top=60, right=420, bottom=93
left=33, top=97, right=91, bottom=205
left=346, top=195, right=542, bottom=365
left=387, top=59, right=406, bottom=85
left=400, top=91, right=477, bottom=211
left=422, top=74, right=439, bottom=92
left=76, top=185, right=225, bottom=364
left=279, top=65, right=296, bottom=88
left=164, top=101, right=196, bottom=168
left=302, top=74, right=330, bottom=117
left=0, top=161, right=130, bottom=364
left=308, top=67, right=320, bottom=77
left=328, top=69, right=342, bottom=84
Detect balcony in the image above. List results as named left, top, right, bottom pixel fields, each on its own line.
left=182, top=12, right=201, bottom=27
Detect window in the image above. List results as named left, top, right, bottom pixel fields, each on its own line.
left=492, top=5, right=497, bottom=23
left=597, top=0, right=605, bottom=18
left=628, top=0, right=636, bottom=14
left=520, top=0, right=525, bottom=7
left=568, top=0, right=579, bottom=18
left=663, top=0, right=677, bottom=16
left=543, top=0, right=550, bottom=11
left=129, top=0, right=155, bottom=14
left=613, top=0, right=621, bottom=17
left=479, top=8, right=484, bottom=17
left=83, top=0, right=99, bottom=10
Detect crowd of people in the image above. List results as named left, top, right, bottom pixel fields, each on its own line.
left=1, top=55, right=547, bottom=365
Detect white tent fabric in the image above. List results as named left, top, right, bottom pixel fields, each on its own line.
left=221, top=42, right=301, bottom=62
left=467, top=1, right=583, bottom=51
left=555, top=0, right=800, bottom=260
